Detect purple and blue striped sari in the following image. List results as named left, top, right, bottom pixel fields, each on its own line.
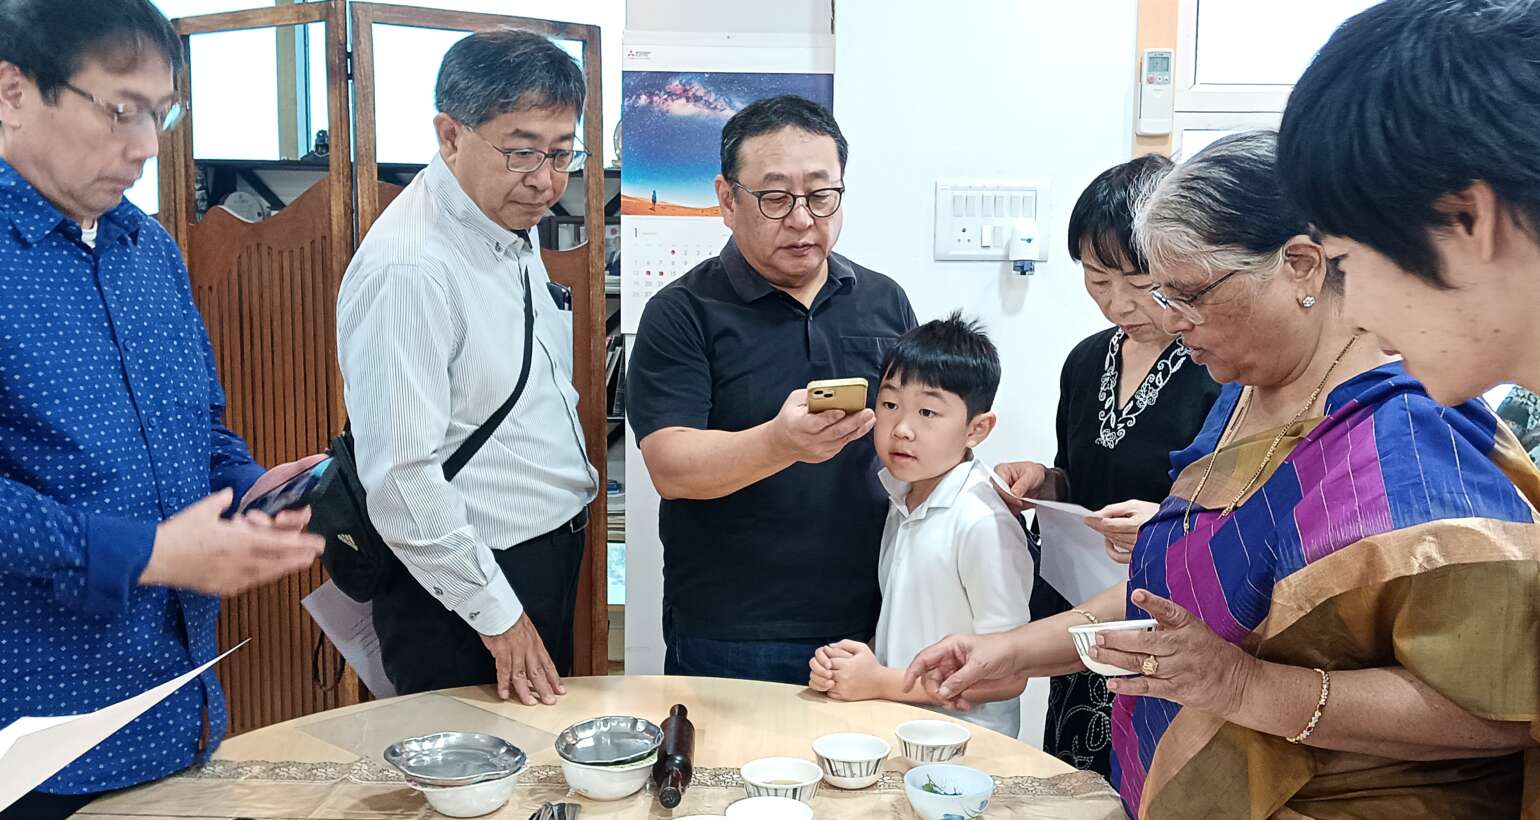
left=1109, top=362, right=1540, bottom=818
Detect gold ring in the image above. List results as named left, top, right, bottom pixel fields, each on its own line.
left=1141, top=654, right=1160, bottom=676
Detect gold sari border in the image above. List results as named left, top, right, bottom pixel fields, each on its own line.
left=1259, top=517, right=1540, bottom=643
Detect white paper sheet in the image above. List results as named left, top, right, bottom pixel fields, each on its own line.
left=301, top=580, right=396, bottom=699
left=0, top=640, right=247, bottom=810
left=980, top=464, right=1127, bottom=606
left=1034, top=501, right=1129, bottom=604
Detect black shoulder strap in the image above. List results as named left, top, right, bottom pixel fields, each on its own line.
left=442, top=255, right=536, bottom=481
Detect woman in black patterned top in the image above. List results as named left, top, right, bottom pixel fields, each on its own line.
left=995, top=155, right=1221, bottom=776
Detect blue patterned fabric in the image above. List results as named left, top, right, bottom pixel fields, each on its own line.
left=0, top=158, right=264, bottom=794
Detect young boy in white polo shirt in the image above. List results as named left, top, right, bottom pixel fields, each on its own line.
left=808, top=312, right=1034, bottom=737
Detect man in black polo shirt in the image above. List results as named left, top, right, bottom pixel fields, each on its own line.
left=628, top=95, right=917, bottom=684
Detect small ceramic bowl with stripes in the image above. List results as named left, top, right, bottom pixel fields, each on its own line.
left=895, top=720, right=971, bottom=766
left=740, top=756, right=822, bottom=804
left=812, top=732, right=890, bottom=789
left=1068, top=618, right=1159, bottom=676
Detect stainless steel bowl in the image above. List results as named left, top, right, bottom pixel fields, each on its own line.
left=554, top=716, right=663, bottom=766
left=384, top=731, right=527, bottom=787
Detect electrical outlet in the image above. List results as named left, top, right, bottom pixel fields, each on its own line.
left=953, top=224, right=976, bottom=249
left=934, top=179, right=1050, bottom=262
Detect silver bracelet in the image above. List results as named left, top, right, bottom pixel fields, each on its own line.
left=1286, top=668, right=1331, bottom=744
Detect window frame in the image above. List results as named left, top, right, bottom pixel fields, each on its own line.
left=1174, top=0, right=1296, bottom=113
left=1170, top=110, right=1281, bottom=159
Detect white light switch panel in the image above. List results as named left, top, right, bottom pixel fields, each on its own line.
left=934, top=179, right=1050, bottom=262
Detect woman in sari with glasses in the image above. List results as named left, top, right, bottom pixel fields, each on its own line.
left=906, top=131, right=1540, bottom=818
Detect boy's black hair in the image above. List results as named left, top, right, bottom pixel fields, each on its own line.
left=1278, top=0, right=1540, bottom=285
left=879, top=311, right=1000, bottom=419
left=1068, top=153, right=1174, bottom=273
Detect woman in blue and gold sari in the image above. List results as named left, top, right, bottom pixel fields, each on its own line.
left=905, top=131, right=1540, bottom=818
left=1108, top=350, right=1540, bottom=817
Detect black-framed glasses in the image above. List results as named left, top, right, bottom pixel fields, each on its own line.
left=464, top=126, right=587, bottom=174
left=60, top=82, right=186, bottom=133
left=1149, top=267, right=1246, bottom=326
left=729, top=180, right=844, bottom=220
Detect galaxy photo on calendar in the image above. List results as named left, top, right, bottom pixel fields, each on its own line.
left=620, top=71, right=834, bottom=216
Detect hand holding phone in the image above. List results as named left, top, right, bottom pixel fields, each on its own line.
left=242, top=457, right=332, bottom=516
left=770, top=387, right=876, bottom=465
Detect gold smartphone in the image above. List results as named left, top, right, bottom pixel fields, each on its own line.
left=806, top=377, right=870, bottom=414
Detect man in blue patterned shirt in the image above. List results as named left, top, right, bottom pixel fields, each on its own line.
left=0, top=2, right=325, bottom=816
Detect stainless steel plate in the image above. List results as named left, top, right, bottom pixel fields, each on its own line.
left=554, top=716, right=663, bottom=766
left=383, top=732, right=527, bottom=787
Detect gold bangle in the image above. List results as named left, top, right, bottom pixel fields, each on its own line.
left=1286, top=668, right=1331, bottom=744
left=1070, top=608, right=1098, bottom=624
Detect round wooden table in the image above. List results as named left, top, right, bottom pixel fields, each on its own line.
left=80, top=676, right=1123, bottom=819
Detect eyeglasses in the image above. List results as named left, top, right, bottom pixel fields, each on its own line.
left=729, top=180, right=844, bottom=220
left=1148, top=267, right=1246, bottom=326
left=60, top=82, right=186, bottom=133
left=463, top=126, right=587, bottom=174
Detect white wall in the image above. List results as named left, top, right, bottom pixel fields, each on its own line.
left=626, top=0, right=832, bottom=34
left=834, top=0, right=1137, bottom=469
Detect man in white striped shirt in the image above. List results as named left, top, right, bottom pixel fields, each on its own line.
left=336, top=29, right=598, bottom=707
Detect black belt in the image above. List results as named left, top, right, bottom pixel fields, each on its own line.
left=563, top=507, right=590, bottom=534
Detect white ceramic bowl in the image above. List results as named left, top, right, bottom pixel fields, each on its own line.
left=558, top=751, right=657, bottom=801
left=413, top=772, right=519, bottom=818
left=740, top=756, right=821, bottom=803
left=725, top=795, right=814, bottom=820
left=894, top=719, right=971, bottom=766
left=903, top=763, right=996, bottom=820
left=812, top=732, right=890, bottom=789
left=1068, top=618, right=1159, bottom=676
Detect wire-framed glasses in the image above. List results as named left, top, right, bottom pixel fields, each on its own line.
left=60, top=82, right=186, bottom=133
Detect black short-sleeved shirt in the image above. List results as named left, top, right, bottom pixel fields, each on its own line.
left=1029, top=325, right=1222, bottom=619
left=1053, top=327, right=1221, bottom=511
left=627, top=238, right=918, bottom=641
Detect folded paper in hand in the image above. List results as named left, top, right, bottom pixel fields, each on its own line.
left=1032, top=499, right=1129, bottom=605
left=977, top=464, right=1128, bottom=605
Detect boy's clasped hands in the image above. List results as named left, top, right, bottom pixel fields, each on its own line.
left=808, top=640, right=886, bottom=701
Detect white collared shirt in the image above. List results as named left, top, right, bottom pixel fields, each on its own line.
left=874, top=458, right=1035, bottom=737
left=337, top=155, right=598, bottom=636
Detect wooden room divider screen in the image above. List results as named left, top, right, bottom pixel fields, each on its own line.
left=156, top=1, right=608, bottom=736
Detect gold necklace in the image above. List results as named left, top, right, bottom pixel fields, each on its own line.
left=1182, top=333, right=1361, bottom=534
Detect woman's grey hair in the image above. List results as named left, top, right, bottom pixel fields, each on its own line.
left=1134, top=130, right=1339, bottom=290
left=434, top=28, right=585, bottom=129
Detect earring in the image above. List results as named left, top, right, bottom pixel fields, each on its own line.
left=1300, top=295, right=1317, bottom=309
